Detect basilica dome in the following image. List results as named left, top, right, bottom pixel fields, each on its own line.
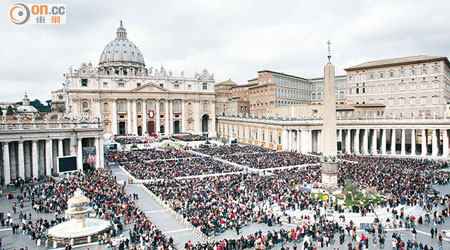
left=98, top=21, right=145, bottom=67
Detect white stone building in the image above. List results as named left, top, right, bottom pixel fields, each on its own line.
left=52, top=21, right=216, bottom=138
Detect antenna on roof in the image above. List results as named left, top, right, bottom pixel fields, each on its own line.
left=327, top=40, right=331, bottom=62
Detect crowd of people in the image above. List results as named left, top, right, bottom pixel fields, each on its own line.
left=194, top=145, right=320, bottom=169
left=172, top=134, right=207, bottom=142
left=338, top=155, right=450, bottom=210
left=109, top=148, right=240, bottom=179
left=121, top=157, right=241, bottom=179
left=114, top=135, right=152, bottom=144
left=1, top=169, right=175, bottom=250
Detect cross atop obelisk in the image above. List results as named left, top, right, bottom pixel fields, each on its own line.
left=327, top=40, right=331, bottom=62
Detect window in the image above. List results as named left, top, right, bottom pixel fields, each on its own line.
left=160, top=83, right=164, bottom=88
left=137, top=83, right=141, bottom=87
left=202, top=82, right=208, bottom=90
left=434, top=67, right=440, bottom=73
left=103, top=82, right=108, bottom=88
left=174, top=84, right=179, bottom=89
left=422, top=68, right=427, bottom=75
left=400, top=71, right=405, bottom=77
left=82, top=101, right=89, bottom=109
left=174, top=102, right=180, bottom=112
left=389, top=71, right=394, bottom=77
left=411, top=70, right=416, bottom=76
left=81, top=79, right=88, bottom=87
left=137, top=102, right=142, bottom=112
left=118, top=82, right=125, bottom=88
left=160, top=102, right=164, bottom=112
left=432, top=96, right=439, bottom=105
left=410, top=97, right=416, bottom=105
left=399, top=98, right=405, bottom=105
left=370, top=73, right=374, bottom=79
left=203, top=103, right=208, bottom=112
left=118, top=102, right=125, bottom=112
left=148, top=102, right=153, bottom=111
left=380, top=72, right=384, bottom=78
left=104, top=102, right=109, bottom=112
left=421, top=96, right=427, bottom=105
left=388, top=99, right=394, bottom=106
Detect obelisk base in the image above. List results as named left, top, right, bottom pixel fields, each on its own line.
left=321, top=162, right=338, bottom=187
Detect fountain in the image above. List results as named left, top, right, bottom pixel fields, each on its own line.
left=47, top=188, right=111, bottom=246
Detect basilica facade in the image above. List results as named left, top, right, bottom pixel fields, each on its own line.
left=52, top=21, right=216, bottom=138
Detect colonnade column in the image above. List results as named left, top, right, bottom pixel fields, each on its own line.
left=45, top=139, right=52, bottom=175
left=371, top=129, right=377, bottom=155
left=432, top=129, right=438, bottom=157
left=345, top=129, right=351, bottom=153
left=142, top=101, right=147, bottom=135
left=282, top=129, right=288, bottom=151
left=210, top=101, right=216, bottom=137
left=95, top=137, right=101, bottom=169
left=111, top=99, right=117, bottom=135
left=32, top=140, right=39, bottom=178
left=77, top=138, right=83, bottom=171
left=296, top=130, right=301, bottom=153
left=390, top=129, right=396, bottom=155
left=362, top=129, right=368, bottom=155
left=354, top=129, right=360, bottom=154
left=18, top=141, right=24, bottom=179
left=2, top=142, right=10, bottom=184
left=381, top=129, right=387, bottom=155
left=401, top=129, right=406, bottom=156
left=443, top=129, right=449, bottom=158
left=288, top=129, right=292, bottom=151
left=422, top=129, right=427, bottom=156
left=308, top=130, right=313, bottom=153
left=127, top=99, right=132, bottom=134
left=411, top=129, right=416, bottom=156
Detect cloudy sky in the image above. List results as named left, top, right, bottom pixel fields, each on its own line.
left=1, top=0, right=449, bottom=102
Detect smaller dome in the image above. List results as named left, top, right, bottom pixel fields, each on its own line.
left=98, top=21, right=145, bottom=67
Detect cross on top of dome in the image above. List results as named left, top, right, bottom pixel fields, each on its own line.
left=116, top=20, right=127, bottom=39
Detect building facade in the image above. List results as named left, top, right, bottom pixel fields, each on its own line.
left=0, top=118, right=104, bottom=185
left=52, top=22, right=216, bottom=138
left=218, top=116, right=450, bottom=158
left=345, top=55, right=450, bottom=118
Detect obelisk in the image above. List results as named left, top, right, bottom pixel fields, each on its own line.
left=321, top=40, right=339, bottom=186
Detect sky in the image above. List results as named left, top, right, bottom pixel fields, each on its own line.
left=1, top=0, right=449, bottom=102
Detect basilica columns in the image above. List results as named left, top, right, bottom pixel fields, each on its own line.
left=142, top=101, right=147, bottom=135
left=112, top=99, right=118, bottom=135
left=165, top=100, right=170, bottom=135
left=181, top=100, right=186, bottom=133
left=155, top=101, right=161, bottom=134
left=132, top=100, right=138, bottom=135
left=169, top=100, right=174, bottom=134
left=127, top=100, right=132, bottom=134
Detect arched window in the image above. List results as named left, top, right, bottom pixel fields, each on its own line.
left=148, top=102, right=153, bottom=111
left=137, top=102, right=142, bottom=112
left=119, top=102, right=125, bottom=112
left=82, top=101, right=89, bottom=109
left=104, top=102, right=109, bottom=112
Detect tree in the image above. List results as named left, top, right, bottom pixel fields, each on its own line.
left=0, top=107, right=3, bottom=115
left=6, top=106, right=14, bottom=115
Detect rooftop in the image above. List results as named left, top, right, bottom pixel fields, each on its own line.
left=345, top=55, right=449, bottom=71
